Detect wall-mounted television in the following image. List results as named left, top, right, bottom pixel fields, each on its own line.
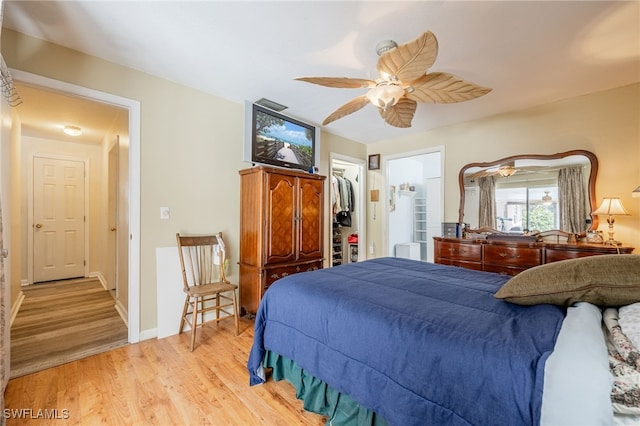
left=243, top=101, right=319, bottom=172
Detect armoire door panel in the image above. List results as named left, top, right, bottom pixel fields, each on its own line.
left=265, top=173, right=296, bottom=264
left=298, top=179, right=324, bottom=260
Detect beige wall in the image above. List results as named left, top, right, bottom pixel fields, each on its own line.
left=2, top=28, right=639, bottom=337
left=367, top=83, right=640, bottom=251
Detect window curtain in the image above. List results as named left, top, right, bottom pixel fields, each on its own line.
left=558, top=166, right=587, bottom=233
left=478, top=176, right=496, bottom=229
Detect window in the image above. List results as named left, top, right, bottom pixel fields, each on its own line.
left=495, top=186, right=558, bottom=233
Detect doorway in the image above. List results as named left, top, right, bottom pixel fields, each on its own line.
left=385, top=148, right=443, bottom=262
left=11, top=69, right=141, bottom=343
left=329, top=154, right=366, bottom=265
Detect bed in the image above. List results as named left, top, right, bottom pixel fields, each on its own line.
left=247, top=255, right=640, bottom=425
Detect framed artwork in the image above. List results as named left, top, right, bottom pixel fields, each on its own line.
left=368, top=154, right=380, bottom=170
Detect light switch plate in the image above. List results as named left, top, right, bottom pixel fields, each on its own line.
left=160, top=207, right=170, bottom=220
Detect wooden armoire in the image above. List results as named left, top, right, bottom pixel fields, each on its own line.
left=239, top=166, right=325, bottom=315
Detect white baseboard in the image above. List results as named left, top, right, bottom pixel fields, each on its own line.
left=89, top=272, right=108, bottom=290
left=10, top=291, right=25, bottom=327
left=114, top=299, right=128, bottom=327
left=139, top=328, right=157, bottom=341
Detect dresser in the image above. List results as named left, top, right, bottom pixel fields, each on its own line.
left=434, top=237, right=634, bottom=276
left=239, top=166, right=325, bottom=315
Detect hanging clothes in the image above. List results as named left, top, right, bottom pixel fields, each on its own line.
left=332, top=173, right=355, bottom=227
left=331, top=174, right=342, bottom=215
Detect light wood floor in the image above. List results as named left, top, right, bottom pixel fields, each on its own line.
left=10, top=278, right=128, bottom=378
left=4, top=316, right=327, bottom=426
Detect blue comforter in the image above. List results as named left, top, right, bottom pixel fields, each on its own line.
left=248, top=258, right=565, bottom=426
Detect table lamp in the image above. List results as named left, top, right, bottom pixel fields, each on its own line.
left=592, top=197, right=629, bottom=245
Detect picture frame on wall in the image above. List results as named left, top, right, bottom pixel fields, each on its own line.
left=368, top=154, right=380, bottom=170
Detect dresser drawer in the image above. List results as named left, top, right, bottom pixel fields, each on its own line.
left=263, top=261, right=323, bottom=291
left=438, top=258, right=483, bottom=271
left=436, top=241, right=482, bottom=262
left=545, top=248, right=601, bottom=263
left=484, top=245, right=541, bottom=267
left=483, top=264, right=527, bottom=276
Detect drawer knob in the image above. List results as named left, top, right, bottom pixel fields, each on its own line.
left=498, top=252, right=520, bottom=259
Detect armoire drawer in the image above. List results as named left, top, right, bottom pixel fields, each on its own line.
left=263, top=261, right=324, bottom=291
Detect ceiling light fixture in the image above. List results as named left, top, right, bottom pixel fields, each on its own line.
left=633, top=185, right=640, bottom=198
left=542, top=191, right=552, bottom=205
left=366, top=82, right=405, bottom=111
left=498, top=166, right=516, bottom=178
left=63, top=125, right=82, bottom=136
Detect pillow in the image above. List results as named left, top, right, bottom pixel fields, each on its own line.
left=494, top=254, right=640, bottom=306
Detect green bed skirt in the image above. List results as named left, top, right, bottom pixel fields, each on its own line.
left=263, top=350, right=388, bottom=426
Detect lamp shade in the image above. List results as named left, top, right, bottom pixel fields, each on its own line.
left=633, top=186, right=640, bottom=198
left=593, top=197, right=630, bottom=216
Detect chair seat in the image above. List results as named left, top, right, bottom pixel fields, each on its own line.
left=184, top=282, right=237, bottom=297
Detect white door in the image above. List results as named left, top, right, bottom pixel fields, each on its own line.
left=107, top=141, right=118, bottom=291
left=33, top=156, right=85, bottom=282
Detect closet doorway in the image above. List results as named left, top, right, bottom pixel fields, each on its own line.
left=329, top=154, right=366, bottom=266
left=385, top=148, right=443, bottom=263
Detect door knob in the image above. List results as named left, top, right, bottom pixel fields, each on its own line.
left=34, top=223, right=43, bottom=229
left=110, top=227, right=117, bottom=232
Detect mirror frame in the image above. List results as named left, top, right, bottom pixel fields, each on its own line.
left=458, top=150, right=599, bottom=232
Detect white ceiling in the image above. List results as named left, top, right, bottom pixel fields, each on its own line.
left=3, top=1, right=640, bottom=145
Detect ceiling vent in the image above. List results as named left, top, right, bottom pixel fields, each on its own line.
left=255, top=98, right=287, bottom=112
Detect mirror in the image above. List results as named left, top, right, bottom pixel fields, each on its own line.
left=458, top=150, right=598, bottom=234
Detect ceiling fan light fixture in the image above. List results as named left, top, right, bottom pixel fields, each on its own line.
left=366, top=83, right=404, bottom=111
left=63, top=125, right=82, bottom=136
left=498, top=165, right=516, bottom=177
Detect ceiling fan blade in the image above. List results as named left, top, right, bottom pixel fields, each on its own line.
left=295, top=77, right=375, bottom=89
left=467, top=170, right=493, bottom=180
left=406, top=72, right=492, bottom=104
left=322, top=95, right=371, bottom=126
left=377, top=31, right=438, bottom=83
left=379, top=98, right=417, bottom=128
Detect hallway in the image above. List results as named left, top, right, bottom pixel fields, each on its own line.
left=10, top=278, right=127, bottom=378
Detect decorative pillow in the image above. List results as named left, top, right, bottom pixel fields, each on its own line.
left=494, top=254, right=640, bottom=306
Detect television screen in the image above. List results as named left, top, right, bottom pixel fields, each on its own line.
left=246, top=103, right=317, bottom=172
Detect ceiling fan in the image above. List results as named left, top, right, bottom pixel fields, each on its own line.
left=296, top=31, right=492, bottom=128
left=467, top=161, right=549, bottom=180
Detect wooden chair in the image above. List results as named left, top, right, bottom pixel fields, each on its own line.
left=176, top=232, right=239, bottom=351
